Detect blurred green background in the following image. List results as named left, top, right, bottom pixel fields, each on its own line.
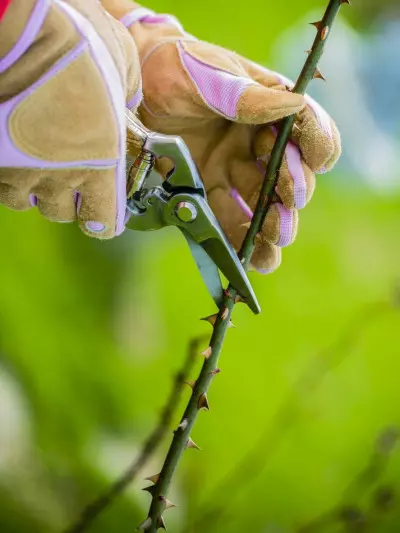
left=1, top=1, right=399, bottom=532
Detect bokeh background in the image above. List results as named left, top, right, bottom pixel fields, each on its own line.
left=1, top=1, right=400, bottom=532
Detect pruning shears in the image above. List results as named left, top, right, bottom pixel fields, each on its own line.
left=125, top=110, right=260, bottom=314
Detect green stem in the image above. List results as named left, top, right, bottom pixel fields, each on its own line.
left=144, top=2, right=345, bottom=530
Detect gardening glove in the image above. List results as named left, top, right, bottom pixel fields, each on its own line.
left=0, top=0, right=142, bottom=238
left=103, top=0, right=341, bottom=272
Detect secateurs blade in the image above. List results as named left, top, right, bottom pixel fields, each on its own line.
left=124, top=110, right=260, bottom=314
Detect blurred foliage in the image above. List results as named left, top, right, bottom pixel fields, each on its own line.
left=1, top=1, right=400, bottom=533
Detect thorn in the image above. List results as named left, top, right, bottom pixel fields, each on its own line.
left=305, top=49, right=312, bottom=55
left=234, top=294, right=244, bottom=304
left=201, top=313, right=218, bottom=327
left=310, top=20, right=323, bottom=31
left=223, top=289, right=233, bottom=299
left=137, top=517, right=152, bottom=530
left=157, top=516, right=167, bottom=530
left=186, top=437, right=201, bottom=450
left=184, top=380, right=196, bottom=390
left=221, top=307, right=229, bottom=320
left=313, top=68, right=326, bottom=81
left=198, top=392, right=210, bottom=411
left=142, top=485, right=156, bottom=495
left=209, top=367, right=221, bottom=376
left=145, top=473, right=160, bottom=484
left=228, top=320, right=236, bottom=329
left=240, top=221, right=251, bottom=229
left=177, top=418, right=188, bottom=431
left=200, top=346, right=212, bottom=359
left=339, top=0, right=351, bottom=4
left=321, top=26, right=329, bottom=40
left=159, top=495, right=177, bottom=510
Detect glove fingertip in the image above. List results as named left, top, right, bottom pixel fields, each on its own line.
left=237, top=85, right=305, bottom=124
left=80, top=220, right=116, bottom=240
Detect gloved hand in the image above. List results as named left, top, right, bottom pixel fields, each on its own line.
left=103, top=0, right=341, bottom=272
left=0, top=0, right=142, bottom=238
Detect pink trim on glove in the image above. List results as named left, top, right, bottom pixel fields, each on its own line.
left=177, top=43, right=255, bottom=120
left=120, top=8, right=154, bottom=27
left=0, top=0, right=50, bottom=73
left=275, top=203, right=294, bottom=247
left=285, top=141, right=307, bottom=209
left=230, top=188, right=253, bottom=220
left=270, top=126, right=307, bottom=209
left=126, top=78, right=142, bottom=110
left=120, top=8, right=185, bottom=33
left=55, top=0, right=127, bottom=236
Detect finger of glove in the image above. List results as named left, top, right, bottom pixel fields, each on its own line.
left=0, top=183, right=33, bottom=211
left=36, top=193, right=76, bottom=222
left=76, top=167, right=121, bottom=239
left=177, top=41, right=305, bottom=124
left=228, top=159, right=299, bottom=245
left=253, top=127, right=315, bottom=210
left=240, top=61, right=341, bottom=172
left=26, top=172, right=77, bottom=222
left=208, top=186, right=285, bottom=274
left=292, top=103, right=341, bottom=173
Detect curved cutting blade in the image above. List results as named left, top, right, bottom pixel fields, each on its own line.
left=172, top=193, right=261, bottom=314
left=182, top=231, right=224, bottom=309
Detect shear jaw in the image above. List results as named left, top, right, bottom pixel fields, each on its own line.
left=125, top=111, right=261, bottom=314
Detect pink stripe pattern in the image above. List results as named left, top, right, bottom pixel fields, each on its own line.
left=178, top=43, right=255, bottom=120
left=275, top=203, right=293, bottom=247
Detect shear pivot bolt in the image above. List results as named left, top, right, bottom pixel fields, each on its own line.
left=175, top=201, right=197, bottom=222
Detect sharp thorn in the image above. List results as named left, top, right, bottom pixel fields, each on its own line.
left=340, top=0, right=351, bottom=5
left=234, top=294, right=244, bottom=304
left=224, top=289, right=233, bottom=299
left=310, top=20, right=323, bottom=31
left=321, top=26, right=329, bottom=40
left=157, top=516, right=167, bottom=530
left=200, top=313, right=218, bottom=327
left=228, top=320, right=235, bottom=329
left=240, top=221, right=251, bottom=229
left=184, top=380, right=196, bottom=390
left=221, top=307, right=229, bottom=320
left=159, top=495, right=177, bottom=510
left=305, top=49, right=312, bottom=55
left=186, top=437, right=201, bottom=450
left=200, top=346, right=212, bottom=359
left=137, top=517, right=152, bottom=530
left=142, top=485, right=156, bottom=495
left=209, top=368, right=221, bottom=376
left=177, top=418, right=188, bottom=431
left=313, top=68, right=326, bottom=81
left=197, top=392, right=210, bottom=411
left=144, top=473, right=160, bottom=484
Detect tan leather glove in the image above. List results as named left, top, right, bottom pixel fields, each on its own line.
left=0, top=0, right=141, bottom=238
left=103, top=0, right=341, bottom=271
